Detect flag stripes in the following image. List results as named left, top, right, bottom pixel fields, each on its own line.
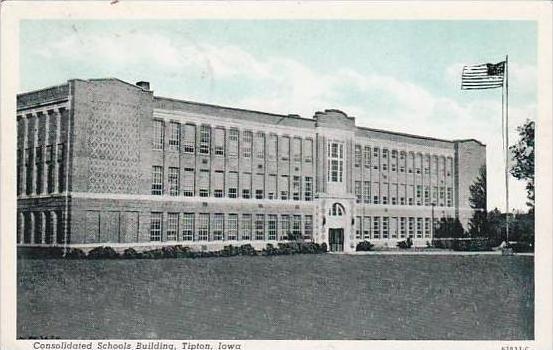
left=461, top=62, right=505, bottom=90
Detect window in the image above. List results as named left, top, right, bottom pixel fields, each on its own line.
left=363, top=181, right=371, bottom=204
left=227, top=172, right=238, bottom=198
left=267, top=174, right=277, bottom=200
left=304, top=177, right=313, bottom=201
left=292, top=137, right=302, bottom=162
left=280, top=175, right=289, bottom=200
left=183, top=124, right=196, bottom=153
left=391, top=217, right=398, bottom=238
left=242, top=172, right=251, bottom=199
left=241, top=214, right=252, bottom=240
left=197, top=214, right=209, bottom=241
left=292, top=176, right=301, bottom=201
left=363, top=217, right=371, bottom=240
left=35, top=146, right=43, bottom=194
left=304, top=215, right=313, bottom=240
left=355, top=216, right=361, bottom=239
left=280, top=136, right=290, bottom=161
left=355, top=181, right=362, bottom=203
left=424, top=186, right=430, bottom=206
left=327, top=142, right=344, bottom=182
left=416, top=185, right=422, bottom=205
left=152, top=120, right=164, bottom=150
left=382, top=217, right=389, bottom=239
left=424, top=217, right=431, bottom=238
left=268, top=134, right=278, bottom=161
left=408, top=217, right=415, bottom=238
left=213, top=213, right=224, bottom=241
left=151, top=166, right=163, bottom=195
left=57, top=144, right=65, bottom=192
left=280, top=215, right=290, bottom=240
left=292, top=215, right=301, bottom=240
left=168, top=167, right=179, bottom=196
left=354, top=145, right=362, bottom=167
left=167, top=213, right=179, bottom=241
left=213, top=171, right=224, bottom=198
left=255, top=189, right=263, bottom=200
left=447, top=187, right=453, bottom=207
left=243, top=131, right=253, bottom=158
left=214, top=128, right=225, bottom=156
left=364, top=146, right=371, bottom=168
left=400, top=217, right=406, bottom=238
left=382, top=149, right=388, bottom=159
left=255, top=214, right=265, bottom=240
left=304, top=139, right=313, bottom=163
left=169, top=122, right=180, bottom=151
left=150, top=212, right=162, bottom=241
left=329, top=203, right=345, bottom=216
left=182, top=213, right=194, bottom=241
left=267, top=215, right=278, bottom=240
left=183, top=168, right=195, bottom=197
left=373, top=217, right=380, bottom=239
left=199, top=125, right=211, bottom=154
left=416, top=218, right=423, bottom=238
left=228, top=128, right=239, bottom=158
left=198, top=170, right=209, bottom=197
left=255, top=132, right=265, bottom=159
left=227, top=214, right=238, bottom=240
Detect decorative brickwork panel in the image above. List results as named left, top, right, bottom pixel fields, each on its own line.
left=100, top=211, right=120, bottom=243
left=121, top=211, right=139, bottom=243
left=85, top=211, right=100, bottom=243
left=87, top=101, right=141, bottom=193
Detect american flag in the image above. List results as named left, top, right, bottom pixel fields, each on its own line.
left=461, top=61, right=505, bottom=90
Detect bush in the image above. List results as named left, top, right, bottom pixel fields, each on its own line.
left=356, top=241, right=374, bottom=251
left=87, top=246, right=119, bottom=259
left=397, top=237, right=413, bottom=249
left=320, top=242, right=328, bottom=253
left=452, top=239, right=493, bottom=251
left=64, top=248, right=86, bottom=259
left=507, top=241, right=534, bottom=253
left=221, top=245, right=239, bottom=257
left=122, top=248, right=139, bottom=259
left=140, top=249, right=164, bottom=259
left=239, top=244, right=257, bottom=256
left=262, top=243, right=279, bottom=256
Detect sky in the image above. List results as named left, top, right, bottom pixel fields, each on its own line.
left=20, top=20, right=537, bottom=211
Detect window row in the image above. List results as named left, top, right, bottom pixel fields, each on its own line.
left=353, top=145, right=454, bottom=178
left=151, top=166, right=313, bottom=201
left=354, top=216, right=436, bottom=240
left=17, top=144, right=66, bottom=196
left=150, top=212, right=313, bottom=242
left=17, top=211, right=67, bottom=244
left=152, top=120, right=313, bottom=163
left=354, top=181, right=454, bottom=207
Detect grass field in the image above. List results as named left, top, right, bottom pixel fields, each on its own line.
left=17, top=254, right=533, bottom=340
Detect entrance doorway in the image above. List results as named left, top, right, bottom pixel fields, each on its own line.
left=329, top=228, right=344, bottom=252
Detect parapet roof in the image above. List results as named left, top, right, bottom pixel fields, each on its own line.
left=17, top=77, right=485, bottom=147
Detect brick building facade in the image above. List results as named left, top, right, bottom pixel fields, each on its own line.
left=16, top=78, right=486, bottom=252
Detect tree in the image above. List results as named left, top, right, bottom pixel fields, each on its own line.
left=434, top=217, right=465, bottom=238
left=468, top=165, right=488, bottom=237
left=510, top=119, right=535, bottom=210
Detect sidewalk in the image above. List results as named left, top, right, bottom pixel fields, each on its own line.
left=334, top=250, right=534, bottom=256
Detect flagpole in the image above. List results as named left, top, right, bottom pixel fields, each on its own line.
left=504, top=55, right=510, bottom=242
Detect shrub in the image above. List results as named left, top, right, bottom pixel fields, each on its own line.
left=356, top=241, right=374, bottom=252
left=452, top=239, right=493, bottom=251
left=174, top=245, right=193, bottom=258
left=221, top=245, right=239, bottom=257
left=397, top=237, right=413, bottom=249
left=262, top=243, right=279, bottom=256
left=122, top=248, right=139, bottom=259
left=140, top=249, right=164, bottom=259
left=239, top=244, right=257, bottom=256
left=87, top=246, right=119, bottom=259
left=64, top=248, right=87, bottom=259
left=320, top=242, right=328, bottom=253
left=507, top=241, right=533, bottom=253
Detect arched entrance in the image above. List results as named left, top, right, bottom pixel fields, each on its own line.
left=327, top=203, right=346, bottom=252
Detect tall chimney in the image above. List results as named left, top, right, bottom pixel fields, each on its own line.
left=136, top=81, right=150, bottom=90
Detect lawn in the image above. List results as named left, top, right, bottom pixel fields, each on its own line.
left=17, top=254, right=533, bottom=340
